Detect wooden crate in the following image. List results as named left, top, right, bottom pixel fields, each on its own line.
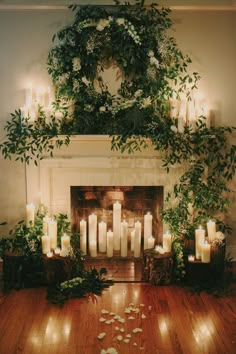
left=142, top=249, right=173, bottom=285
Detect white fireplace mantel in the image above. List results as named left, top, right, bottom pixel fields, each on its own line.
left=26, top=135, right=186, bottom=219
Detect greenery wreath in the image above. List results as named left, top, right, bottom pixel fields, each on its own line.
left=47, top=0, right=198, bottom=136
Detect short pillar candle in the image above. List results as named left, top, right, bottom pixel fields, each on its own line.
left=195, top=226, right=205, bottom=259
left=163, top=231, right=172, bottom=253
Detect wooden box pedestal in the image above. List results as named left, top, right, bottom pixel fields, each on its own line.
left=142, top=249, right=173, bottom=285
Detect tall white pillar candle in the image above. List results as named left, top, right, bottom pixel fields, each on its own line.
left=88, top=214, right=97, bottom=256
left=201, top=241, right=211, bottom=263
left=134, top=221, right=142, bottom=258
left=90, top=240, right=97, bottom=257
left=147, top=236, right=155, bottom=249
left=121, top=220, right=128, bottom=257
left=61, top=233, right=70, bottom=251
left=43, top=215, right=51, bottom=235
left=113, top=201, right=121, bottom=250
left=41, top=234, right=50, bottom=254
left=107, top=230, right=113, bottom=257
left=80, top=219, right=87, bottom=255
left=163, top=231, right=172, bottom=253
left=144, top=212, right=153, bottom=250
left=99, top=221, right=107, bottom=253
left=26, top=203, right=35, bottom=227
left=207, top=220, right=216, bottom=242
left=131, top=230, right=135, bottom=251
left=195, top=226, right=205, bottom=259
left=48, top=219, right=57, bottom=250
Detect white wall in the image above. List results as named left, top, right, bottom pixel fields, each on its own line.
left=0, top=7, right=236, bottom=256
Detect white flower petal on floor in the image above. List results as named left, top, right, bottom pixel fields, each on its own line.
left=97, top=332, right=106, bottom=340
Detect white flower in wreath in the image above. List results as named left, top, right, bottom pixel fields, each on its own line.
left=96, top=19, right=110, bottom=31
left=57, top=73, right=70, bottom=85
left=216, top=231, right=225, bottom=240
left=134, top=89, right=143, bottom=98
left=141, top=96, right=152, bottom=108
left=148, top=50, right=155, bottom=57
left=72, top=57, right=81, bottom=71
left=116, top=17, right=125, bottom=26
left=73, top=79, right=80, bottom=93
left=150, top=56, right=160, bottom=68
left=82, top=76, right=89, bottom=86
left=171, top=125, right=178, bottom=133
left=99, top=106, right=106, bottom=112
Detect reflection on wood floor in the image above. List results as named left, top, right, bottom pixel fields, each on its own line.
left=0, top=280, right=235, bottom=354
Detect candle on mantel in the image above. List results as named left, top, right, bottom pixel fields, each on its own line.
left=107, top=230, right=113, bottom=257
left=201, top=241, right=211, bottom=263
left=88, top=213, right=97, bottom=256
left=144, top=212, right=153, bottom=250
left=48, top=219, right=57, bottom=250
left=163, top=231, right=172, bottom=253
left=90, top=240, right=97, bottom=257
left=147, top=235, right=155, bottom=249
left=113, top=201, right=121, bottom=251
left=43, top=215, right=51, bottom=235
left=26, top=203, right=35, bottom=227
left=61, top=233, right=70, bottom=251
left=195, top=225, right=205, bottom=260
left=130, top=230, right=135, bottom=252
left=121, top=220, right=128, bottom=257
left=80, top=219, right=87, bottom=255
left=54, top=247, right=61, bottom=255
left=98, top=221, right=107, bottom=253
left=41, top=234, right=50, bottom=254
left=207, top=220, right=216, bottom=242
left=47, top=251, right=53, bottom=258
left=134, top=221, right=142, bottom=258
left=188, top=254, right=195, bottom=262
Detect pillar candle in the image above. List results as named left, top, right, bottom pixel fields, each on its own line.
left=88, top=213, right=97, bottom=256
left=147, top=236, right=155, bottom=249
left=163, top=231, right=172, bottom=253
left=121, top=220, right=128, bottom=257
left=98, top=221, right=107, bottom=253
left=41, top=234, right=50, bottom=254
left=207, top=220, right=216, bottom=242
left=144, top=212, right=153, bottom=250
left=90, top=240, right=97, bottom=257
left=107, top=230, right=113, bottom=257
left=48, top=219, right=57, bottom=250
left=61, top=233, right=70, bottom=251
left=113, top=201, right=121, bottom=251
left=26, top=203, right=35, bottom=227
left=195, top=226, right=205, bottom=259
left=43, top=215, right=51, bottom=235
left=80, top=219, right=87, bottom=255
left=131, top=230, right=135, bottom=251
left=134, top=221, right=142, bottom=258
left=201, top=241, right=211, bottom=263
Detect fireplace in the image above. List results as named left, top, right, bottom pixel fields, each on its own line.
left=26, top=135, right=186, bottom=254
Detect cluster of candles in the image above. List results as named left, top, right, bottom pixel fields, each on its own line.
left=79, top=202, right=172, bottom=258
left=26, top=202, right=173, bottom=259
left=188, top=220, right=219, bottom=263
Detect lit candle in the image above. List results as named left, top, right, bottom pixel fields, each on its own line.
left=207, top=220, right=216, bottom=242
left=43, top=215, right=51, bottom=235
left=26, top=203, right=35, bottom=227
left=41, top=234, right=50, bottom=254
left=107, top=230, right=113, bottom=257
left=88, top=213, right=97, bottom=256
left=113, top=201, right=121, bottom=251
left=54, top=247, right=61, bottom=255
left=147, top=236, right=155, bottom=249
left=130, top=230, right=135, bottom=251
left=188, top=254, right=195, bottom=262
left=144, top=212, right=153, bottom=250
left=98, top=221, right=107, bottom=253
left=46, top=251, right=53, bottom=258
left=201, top=241, right=211, bottom=263
left=163, top=231, right=172, bottom=253
left=80, top=219, right=87, bottom=255
left=134, top=221, right=142, bottom=258
left=61, top=233, right=70, bottom=251
left=195, top=225, right=205, bottom=260
left=121, top=220, right=128, bottom=257
left=48, top=219, right=57, bottom=250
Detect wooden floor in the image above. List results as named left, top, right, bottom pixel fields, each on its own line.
left=0, top=280, right=236, bottom=354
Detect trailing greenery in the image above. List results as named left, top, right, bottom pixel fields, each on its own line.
left=0, top=0, right=235, bottom=279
